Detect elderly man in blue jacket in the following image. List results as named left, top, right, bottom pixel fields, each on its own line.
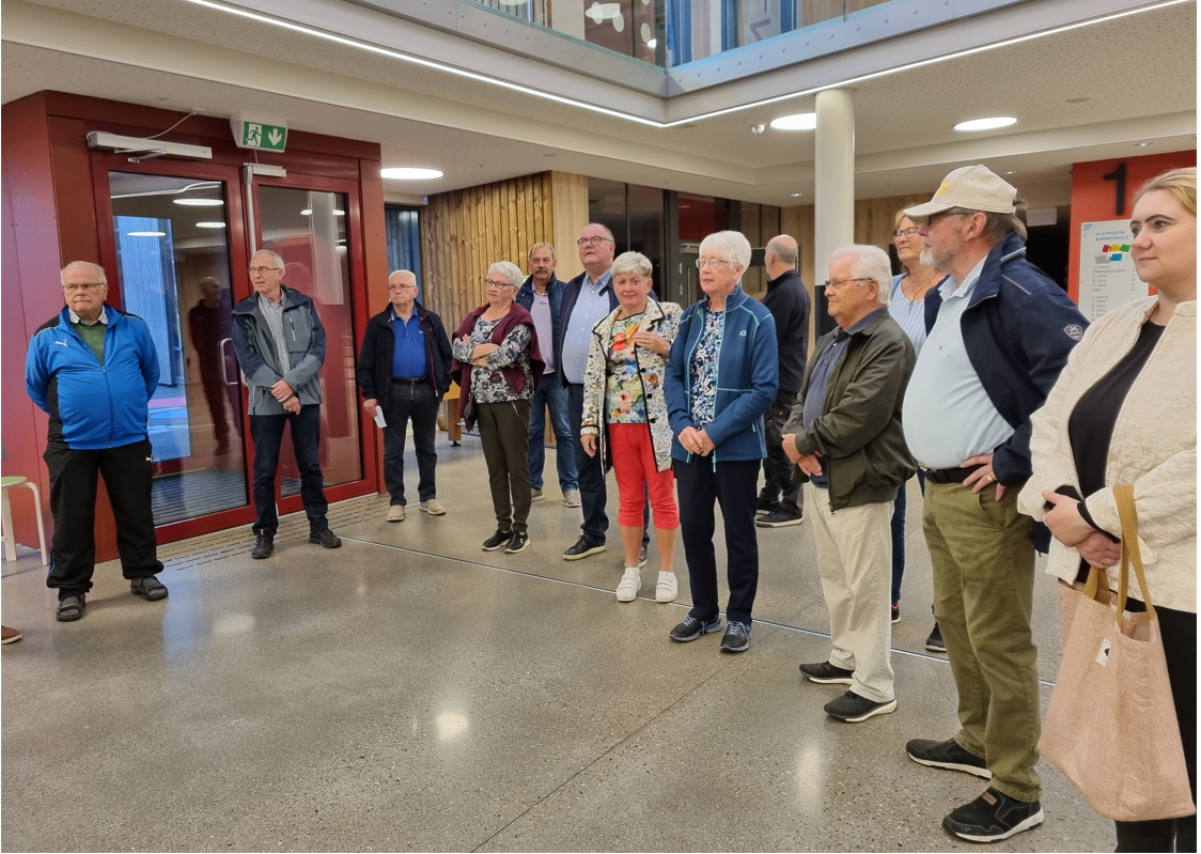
left=26, top=261, right=167, bottom=622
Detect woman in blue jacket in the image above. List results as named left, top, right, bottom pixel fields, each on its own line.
left=665, top=231, right=778, bottom=653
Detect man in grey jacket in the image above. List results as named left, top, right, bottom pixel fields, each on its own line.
left=232, top=250, right=341, bottom=558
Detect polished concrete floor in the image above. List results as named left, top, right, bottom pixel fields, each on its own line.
left=2, top=437, right=1115, bottom=852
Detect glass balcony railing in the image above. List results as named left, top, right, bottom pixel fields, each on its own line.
left=470, top=0, right=898, bottom=69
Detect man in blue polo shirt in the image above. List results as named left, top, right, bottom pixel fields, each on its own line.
left=357, top=269, right=453, bottom=522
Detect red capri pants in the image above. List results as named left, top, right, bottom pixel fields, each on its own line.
left=609, top=423, right=679, bottom=529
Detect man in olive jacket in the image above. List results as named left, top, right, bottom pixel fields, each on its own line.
left=783, top=245, right=916, bottom=725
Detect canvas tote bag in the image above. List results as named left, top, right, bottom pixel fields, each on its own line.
left=1040, top=484, right=1194, bottom=822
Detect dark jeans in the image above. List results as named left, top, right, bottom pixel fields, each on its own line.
left=759, top=395, right=803, bottom=515
left=1114, top=605, right=1196, bottom=853
left=250, top=405, right=328, bottom=535
left=889, top=469, right=926, bottom=604
left=674, top=456, right=760, bottom=625
left=383, top=382, right=439, bottom=506
left=44, top=438, right=163, bottom=596
left=528, top=370, right=577, bottom=492
left=476, top=399, right=532, bottom=533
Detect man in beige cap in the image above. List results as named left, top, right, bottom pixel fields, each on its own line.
left=897, top=165, right=1087, bottom=843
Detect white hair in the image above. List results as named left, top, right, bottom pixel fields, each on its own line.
left=488, top=260, right=524, bottom=287
left=60, top=261, right=106, bottom=286
left=610, top=251, right=653, bottom=278
left=252, top=249, right=285, bottom=270
left=698, top=231, right=752, bottom=275
left=828, top=244, right=893, bottom=307
left=389, top=269, right=417, bottom=283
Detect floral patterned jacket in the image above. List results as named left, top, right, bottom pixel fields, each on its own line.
left=581, top=298, right=682, bottom=472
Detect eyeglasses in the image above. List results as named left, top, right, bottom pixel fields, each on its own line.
left=483, top=278, right=514, bottom=289
left=248, top=266, right=281, bottom=275
left=696, top=258, right=731, bottom=269
left=576, top=236, right=612, bottom=246
left=62, top=282, right=105, bottom=292
left=388, top=283, right=417, bottom=292
left=892, top=227, right=921, bottom=239
left=823, top=278, right=875, bottom=290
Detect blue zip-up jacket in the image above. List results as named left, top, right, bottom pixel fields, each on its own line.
left=515, top=275, right=564, bottom=373
left=665, top=286, right=779, bottom=464
left=26, top=304, right=160, bottom=450
left=923, top=231, right=1088, bottom=486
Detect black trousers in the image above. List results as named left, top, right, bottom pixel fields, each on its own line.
left=44, top=438, right=163, bottom=597
left=1115, top=605, right=1196, bottom=853
left=383, top=382, right=439, bottom=506
left=759, top=394, right=803, bottom=515
left=476, top=400, right=533, bottom=534
left=674, top=456, right=760, bottom=625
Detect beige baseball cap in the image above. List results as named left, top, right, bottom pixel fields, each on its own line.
left=904, top=165, right=1017, bottom=220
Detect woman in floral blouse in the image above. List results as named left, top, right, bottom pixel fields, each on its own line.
left=451, top=261, right=544, bottom=555
left=580, top=252, right=682, bottom=603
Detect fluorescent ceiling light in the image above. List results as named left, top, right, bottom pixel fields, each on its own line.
left=770, top=113, right=816, bottom=131
left=381, top=167, right=443, bottom=180
left=128, top=231, right=166, bottom=237
left=196, top=221, right=226, bottom=228
left=174, top=198, right=224, bottom=206
left=176, top=0, right=1189, bottom=129
left=300, top=209, right=345, bottom=215
left=953, top=116, right=1017, bottom=132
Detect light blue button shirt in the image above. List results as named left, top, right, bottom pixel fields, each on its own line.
left=902, top=257, right=1013, bottom=469
left=562, top=270, right=612, bottom=385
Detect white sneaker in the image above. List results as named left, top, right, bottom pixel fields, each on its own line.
left=563, top=488, right=582, bottom=508
left=420, top=499, right=446, bottom=516
left=615, top=567, right=641, bottom=602
left=655, top=571, right=678, bottom=603
left=386, top=505, right=405, bottom=522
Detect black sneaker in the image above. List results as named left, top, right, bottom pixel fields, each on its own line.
left=943, top=788, right=1045, bottom=843
left=669, top=614, right=724, bottom=642
left=482, top=529, right=512, bottom=551
left=562, top=535, right=606, bottom=560
left=719, top=620, right=751, bottom=653
left=824, top=690, right=897, bottom=722
left=906, top=738, right=990, bottom=778
left=504, top=531, right=530, bottom=554
left=891, top=603, right=900, bottom=624
left=926, top=622, right=946, bottom=652
left=756, top=509, right=803, bottom=527
left=310, top=528, right=342, bottom=549
left=251, top=532, right=274, bottom=559
left=799, top=661, right=855, bottom=684
left=756, top=498, right=779, bottom=516
left=130, top=576, right=168, bottom=601
left=638, top=543, right=648, bottom=568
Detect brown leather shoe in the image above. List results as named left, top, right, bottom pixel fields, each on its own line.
left=1, top=625, right=22, bottom=644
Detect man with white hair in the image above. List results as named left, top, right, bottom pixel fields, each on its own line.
left=782, top=245, right=916, bottom=722
left=232, top=249, right=341, bottom=559
left=26, top=261, right=167, bottom=621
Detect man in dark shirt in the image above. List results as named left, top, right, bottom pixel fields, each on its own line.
left=188, top=277, right=241, bottom=454
left=757, top=234, right=811, bottom=527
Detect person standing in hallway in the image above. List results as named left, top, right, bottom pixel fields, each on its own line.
left=887, top=213, right=946, bottom=645
left=357, top=269, right=453, bottom=523
left=232, top=249, right=342, bottom=560
left=558, top=223, right=648, bottom=564
left=756, top=233, right=810, bottom=529
left=452, top=261, right=543, bottom=555
left=25, top=261, right=168, bottom=622
left=188, top=276, right=241, bottom=455
left=515, top=242, right=579, bottom=506
left=665, top=230, right=778, bottom=654
left=784, top=245, right=915, bottom=723
left=899, top=165, right=1087, bottom=843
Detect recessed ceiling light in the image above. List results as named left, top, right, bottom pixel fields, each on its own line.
left=127, top=231, right=166, bottom=237
left=1134, top=141, right=1153, bottom=147
left=174, top=198, right=223, bottom=206
left=381, top=167, right=443, bottom=180
left=953, top=116, right=1017, bottom=132
left=790, top=192, right=803, bottom=197
left=770, top=113, right=817, bottom=131
left=646, top=38, right=657, bottom=48
left=1003, top=171, right=1017, bottom=175
left=300, top=209, right=346, bottom=216
left=196, top=221, right=226, bottom=228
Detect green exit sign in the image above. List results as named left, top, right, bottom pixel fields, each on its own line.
left=231, top=114, right=288, bottom=152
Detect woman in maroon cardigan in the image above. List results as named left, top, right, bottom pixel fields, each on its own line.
left=452, top=261, right=544, bottom=555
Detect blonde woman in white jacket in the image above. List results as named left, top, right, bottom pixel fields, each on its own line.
left=1018, top=167, right=1196, bottom=853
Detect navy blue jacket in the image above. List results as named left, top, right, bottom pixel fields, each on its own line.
left=26, top=305, right=160, bottom=450
left=515, top=276, right=565, bottom=375
left=923, top=231, right=1088, bottom=486
left=557, top=270, right=618, bottom=387
left=666, top=286, right=779, bottom=464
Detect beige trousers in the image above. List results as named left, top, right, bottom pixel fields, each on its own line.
left=806, top=484, right=896, bottom=703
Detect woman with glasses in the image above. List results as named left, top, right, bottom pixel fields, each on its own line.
left=579, top=252, right=682, bottom=603
left=451, top=261, right=544, bottom=555
left=889, top=211, right=946, bottom=651
left=665, top=231, right=779, bottom=653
